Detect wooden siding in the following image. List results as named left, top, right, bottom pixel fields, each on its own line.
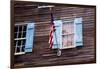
left=12, top=1, right=96, bottom=68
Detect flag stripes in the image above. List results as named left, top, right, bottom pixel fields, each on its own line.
left=48, top=25, right=55, bottom=48
left=48, top=12, right=55, bottom=49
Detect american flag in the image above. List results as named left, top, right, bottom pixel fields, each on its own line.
left=48, top=13, right=55, bottom=49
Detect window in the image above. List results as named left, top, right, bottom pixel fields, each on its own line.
left=14, top=23, right=35, bottom=55
left=52, top=17, right=83, bottom=49
left=62, top=20, right=75, bottom=49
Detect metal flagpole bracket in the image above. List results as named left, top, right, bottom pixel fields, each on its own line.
left=57, top=49, right=62, bottom=56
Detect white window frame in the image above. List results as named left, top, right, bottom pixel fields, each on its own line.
left=14, top=23, right=29, bottom=55
left=61, top=18, right=83, bottom=49
left=62, top=20, right=75, bottom=49
left=62, top=19, right=76, bottom=49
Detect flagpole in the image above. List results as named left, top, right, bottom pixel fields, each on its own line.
left=49, top=7, right=61, bottom=56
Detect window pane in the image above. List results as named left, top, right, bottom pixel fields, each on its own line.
left=22, top=39, right=26, bottom=45
left=18, top=32, right=22, bottom=38
left=14, top=33, right=17, bottom=38
left=22, top=46, right=25, bottom=52
left=18, top=40, right=21, bottom=46
left=16, top=47, right=20, bottom=52
left=19, top=26, right=22, bottom=32
left=23, top=25, right=27, bottom=31
left=22, top=32, right=26, bottom=38
left=14, top=26, right=18, bottom=32
left=14, top=40, right=17, bottom=46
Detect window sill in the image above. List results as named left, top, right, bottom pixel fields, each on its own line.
left=52, top=46, right=76, bottom=50
left=61, top=45, right=76, bottom=49
left=14, top=52, right=25, bottom=55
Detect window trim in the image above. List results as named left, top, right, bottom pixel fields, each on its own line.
left=62, top=17, right=83, bottom=49
left=62, top=20, right=75, bottom=49
left=14, top=52, right=25, bottom=55
left=14, top=23, right=28, bottom=55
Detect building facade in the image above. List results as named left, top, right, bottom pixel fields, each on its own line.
left=11, top=1, right=96, bottom=68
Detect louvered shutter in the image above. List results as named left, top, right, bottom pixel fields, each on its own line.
left=74, top=18, right=83, bottom=47
left=25, top=23, right=35, bottom=52
left=53, top=20, right=62, bottom=49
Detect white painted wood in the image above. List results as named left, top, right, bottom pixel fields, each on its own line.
left=14, top=38, right=26, bottom=40
left=14, top=52, right=25, bottom=55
